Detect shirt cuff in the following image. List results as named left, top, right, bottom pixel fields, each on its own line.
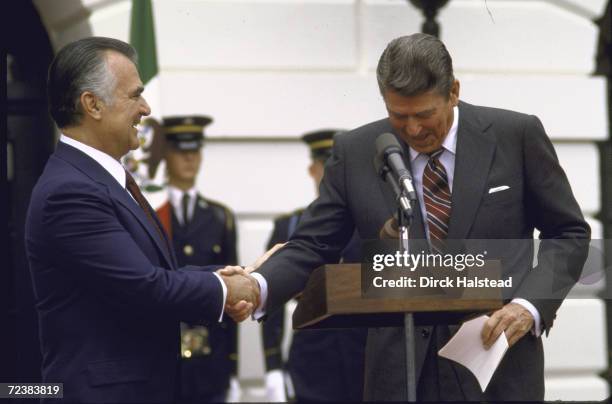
left=250, top=272, right=268, bottom=320
left=212, top=272, right=227, bottom=322
left=512, top=298, right=542, bottom=337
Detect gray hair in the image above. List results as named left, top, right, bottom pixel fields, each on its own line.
left=376, top=33, right=454, bottom=98
left=76, top=55, right=116, bottom=106
left=48, top=37, right=137, bottom=128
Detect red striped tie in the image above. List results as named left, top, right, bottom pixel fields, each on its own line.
left=422, top=149, right=451, bottom=253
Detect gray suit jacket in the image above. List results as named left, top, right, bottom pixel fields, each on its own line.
left=257, top=101, right=590, bottom=400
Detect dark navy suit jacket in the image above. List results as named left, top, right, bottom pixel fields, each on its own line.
left=25, top=142, right=224, bottom=403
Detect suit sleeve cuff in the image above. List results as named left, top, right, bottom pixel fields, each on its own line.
left=251, top=272, right=268, bottom=320
left=512, top=298, right=542, bottom=337
left=212, top=272, right=227, bottom=322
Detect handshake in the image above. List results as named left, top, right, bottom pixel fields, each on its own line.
left=216, top=243, right=284, bottom=322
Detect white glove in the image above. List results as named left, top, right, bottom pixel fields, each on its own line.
left=265, top=369, right=287, bottom=402
left=227, top=376, right=242, bottom=402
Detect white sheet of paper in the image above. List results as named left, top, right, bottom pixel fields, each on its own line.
left=438, top=315, right=509, bottom=391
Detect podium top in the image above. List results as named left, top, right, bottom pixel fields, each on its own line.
left=293, top=263, right=502, bottom=329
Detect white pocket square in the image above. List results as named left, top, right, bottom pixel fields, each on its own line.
left=488, top=185, right=510, bottom=194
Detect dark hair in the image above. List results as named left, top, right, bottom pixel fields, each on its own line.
left=376, top=33, right=454, bottom=98
left=47, top=37, right=137, bottom=128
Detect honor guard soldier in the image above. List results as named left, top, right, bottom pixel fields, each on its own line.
left=155, top=115, right=240, bottom=403
left=261, top=130, right=367, bottom=402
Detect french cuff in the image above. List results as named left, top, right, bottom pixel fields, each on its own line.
left=212, top=272, right=227, bottom=322
left=250, top=272, right=268, bottom=320
left=512, top=298, right=542, bottom=337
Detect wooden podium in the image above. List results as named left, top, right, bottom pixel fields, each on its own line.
left=292, top=263, right=503, bottom=401
left=293, top=263, right=503, bottom=330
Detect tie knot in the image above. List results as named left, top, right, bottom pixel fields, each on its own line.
left=428, top=149, right=444, bottom=160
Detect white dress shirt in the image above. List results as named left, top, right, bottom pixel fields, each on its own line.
left=59, top=135, right=227, bottom=322
left=61, top=134, right=127, bottom=187
left=167, top=185, right=197, bottom=226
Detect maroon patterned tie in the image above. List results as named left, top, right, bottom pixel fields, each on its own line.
left=422, top=149, right=451, bottom=253
left=125, top=170, right=172, bottom=255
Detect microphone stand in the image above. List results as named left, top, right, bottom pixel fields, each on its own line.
left=397, top=202, right=417, bottom=402
left=379, top=163, right=418, bottom=401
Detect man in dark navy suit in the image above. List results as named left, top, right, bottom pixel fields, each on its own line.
left=24, top=37, right=259, bottom=403
left=154, top=116, right=240, bottom=403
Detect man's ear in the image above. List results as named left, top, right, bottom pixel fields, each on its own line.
left=80, top=91, right=104, bottom=120
left=450, top=79, right=460, bottom=107
left=308, top=162, right=316, bottom=180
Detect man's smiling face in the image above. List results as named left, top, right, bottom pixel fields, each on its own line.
left=99, top=50, right=151, bottom=159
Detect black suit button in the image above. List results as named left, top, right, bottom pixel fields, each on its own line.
left=421, top=329, right=430, bottom=338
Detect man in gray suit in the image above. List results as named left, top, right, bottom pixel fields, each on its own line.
left=249, top=33, right=590, bottom=400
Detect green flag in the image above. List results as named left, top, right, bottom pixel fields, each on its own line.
left=130, top=0, right=158, bottom=85
left=127, top=0, right=164, bottom=196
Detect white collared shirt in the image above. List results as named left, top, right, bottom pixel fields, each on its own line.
left=60, top=134, right=127, bottom=187
left=167, top=185, right=197, bottom=226
left=59, top=134, right=227, bottom=322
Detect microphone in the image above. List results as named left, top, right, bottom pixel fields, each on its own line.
left=374, top=154, right=412, bottom=217
left=375, top=133, right=417, bottom=202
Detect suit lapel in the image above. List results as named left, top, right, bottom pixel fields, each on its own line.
left=55, top=142, right=176, bottom=269
left=408, top=197, right=427, bottom=242
left=110, top=186, right=176, bottom=269
left=447, top=102, right=495, bottom=240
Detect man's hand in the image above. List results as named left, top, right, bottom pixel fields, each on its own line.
left=217, top=266, right=260, bottom=322
left=219, top=266, right=260, bottom=306
left=481, top=302, right=534, bottom=349
left=244, top=243, right=286, bottom=273
left=225, top=300, right=253, bottom=323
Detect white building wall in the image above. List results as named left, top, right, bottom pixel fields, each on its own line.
left=33, top=0, right=610, bottom=400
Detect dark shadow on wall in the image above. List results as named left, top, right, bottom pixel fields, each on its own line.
left=4, top=0, right=55, bottom=393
